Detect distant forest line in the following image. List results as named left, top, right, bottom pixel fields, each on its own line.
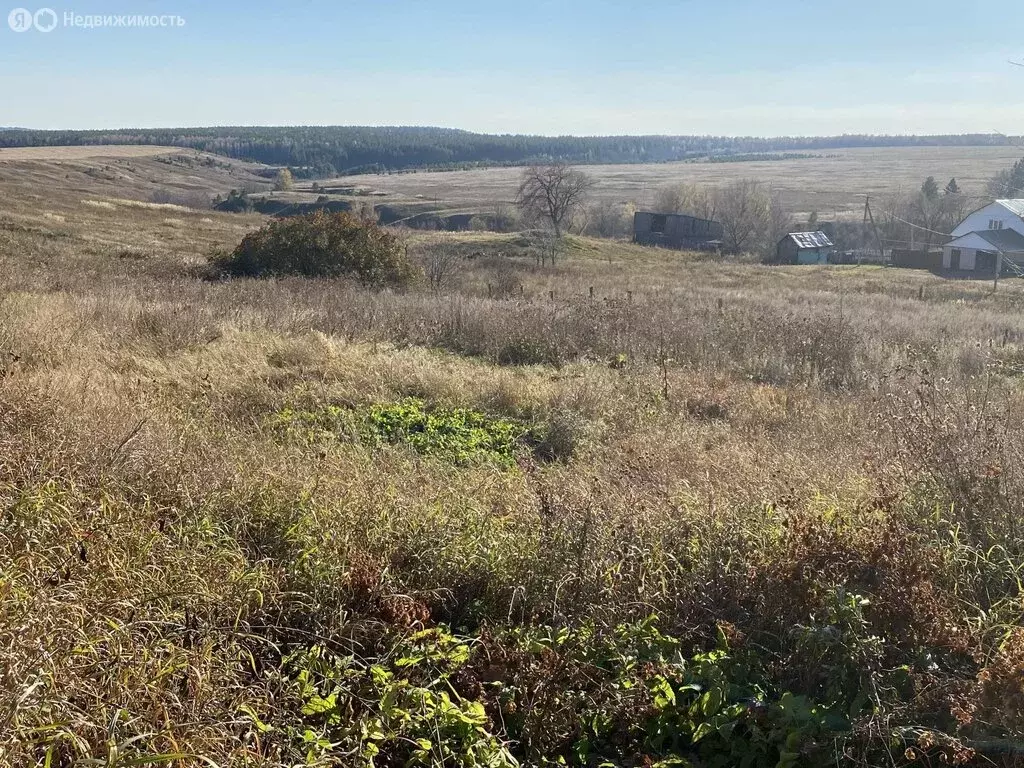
left=0, top=126, right=1019, bottom=176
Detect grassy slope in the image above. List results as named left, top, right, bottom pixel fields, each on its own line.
left=0, top=146, right=188, bottom=161
left=3, top=161, right=1024, bottom=765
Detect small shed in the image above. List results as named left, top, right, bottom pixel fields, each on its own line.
left=633, top=211, right=724, bottom=251
left=775, top=231, right=835, bottom=265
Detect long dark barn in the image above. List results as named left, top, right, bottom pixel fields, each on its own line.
left=633, top=211, right=723, bottom=251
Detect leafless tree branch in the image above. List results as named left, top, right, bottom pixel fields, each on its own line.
left=515, top=164, right=595, bottom=238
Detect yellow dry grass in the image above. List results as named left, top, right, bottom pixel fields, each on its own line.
left=351, top=145, right=1024, bottom=218
left=0, top=144, right=185, bottom=161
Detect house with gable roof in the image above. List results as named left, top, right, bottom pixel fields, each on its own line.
left=943, top=199, right=1024, bottom=273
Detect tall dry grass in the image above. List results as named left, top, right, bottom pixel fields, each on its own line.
left=4, top=182, right=1024, bottom=764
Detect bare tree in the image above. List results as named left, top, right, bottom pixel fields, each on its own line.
left=911, top=196, right=944, bottom=250
left=763, top=191, right=794, bottom=259
left=940, top=185, right=970, bottom=236
left=585, top=200, right=636, bottom=239
left=515, top=164, right=595, bottom=238
left=717, top=179, right=771, bottom=254
left=879, top=177, right=970, bottom=252
left=653, top=179, right=791, bottom=257
left=421, top=245, right=461, bottom=293
left=654, top=183, right=718, bottom=222
left=490, top=202, right=521, bottom=232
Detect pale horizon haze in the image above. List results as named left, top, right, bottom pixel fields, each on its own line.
left=2, top=0, right=1022, bottom=136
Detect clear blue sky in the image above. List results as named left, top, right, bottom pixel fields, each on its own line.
left=2, top=0, right=1022, bottom=135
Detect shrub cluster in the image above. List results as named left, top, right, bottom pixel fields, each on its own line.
left=216, top=211, right=419, bottom=286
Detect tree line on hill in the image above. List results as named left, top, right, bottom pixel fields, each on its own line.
left=0, top=125, right=1019, bottom=176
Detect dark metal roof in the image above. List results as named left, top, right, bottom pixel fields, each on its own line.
left=976, top=228, right=1024, bottom=252
left=784, top=231, right=834, bottom=249
left=636, top=210, right=719, bottom=225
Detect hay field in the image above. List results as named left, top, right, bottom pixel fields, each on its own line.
left=355, top=145, right=1024, bottom=217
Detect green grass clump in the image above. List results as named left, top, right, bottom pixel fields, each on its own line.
left=363, top=399, right=525, bottom=466
left=275, top=398, right=528, bottom=467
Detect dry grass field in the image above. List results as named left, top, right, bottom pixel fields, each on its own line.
left=0, top=145, right=188, bottom=161
left=351, top=145, right=1024, bottom=218
left=0, top=151, right=271, bottom=221
left=5, top=152, right=1024, bottom=766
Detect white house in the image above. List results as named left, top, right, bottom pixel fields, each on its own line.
left=943, top=199, right=1024, bottom=272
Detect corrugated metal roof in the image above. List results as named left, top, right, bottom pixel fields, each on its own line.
left=996, top=199, right=1024, bottom=217
left=786, top=231, right=834, bottom=249
left=977, top=228, right=1024, bottom=252
left=946, top=232, right=992, bottom=249
left=947, top=228, right=1024, bottom=252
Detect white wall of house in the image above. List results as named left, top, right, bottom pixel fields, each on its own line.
left=943, top=245, right=977, bottom=270
left=951, top=202, right=1024, bottom=238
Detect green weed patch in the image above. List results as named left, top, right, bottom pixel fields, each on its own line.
left=274, top=398, right=529, bottom=467
left=273, top=618, right=855, bottom=768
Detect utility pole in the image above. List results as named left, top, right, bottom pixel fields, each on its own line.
left=995, top=249, right=1003, bottom=292
left=862, top=197, right=869, bottom=245
left=863, top=196, right=885, bottom=261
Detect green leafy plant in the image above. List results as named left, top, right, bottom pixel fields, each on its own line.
left=361, top=399, right=525, bottom=466
left=466, top=617, right=854, bottom=767
left=273, top=399, right=529, bottom=467
left=278, top=630, right=518, bottom=767
left=790, top=589, right=884, bottom=713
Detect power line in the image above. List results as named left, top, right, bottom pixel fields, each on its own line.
left=883, top=212, right=951, bottom=238
left=882, top=238, right=944, bottom=246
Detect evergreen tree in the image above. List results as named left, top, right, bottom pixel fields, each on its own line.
left=921, top=176, right=940, bottom=201
left=988, top=158, right=1024, bottom=199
